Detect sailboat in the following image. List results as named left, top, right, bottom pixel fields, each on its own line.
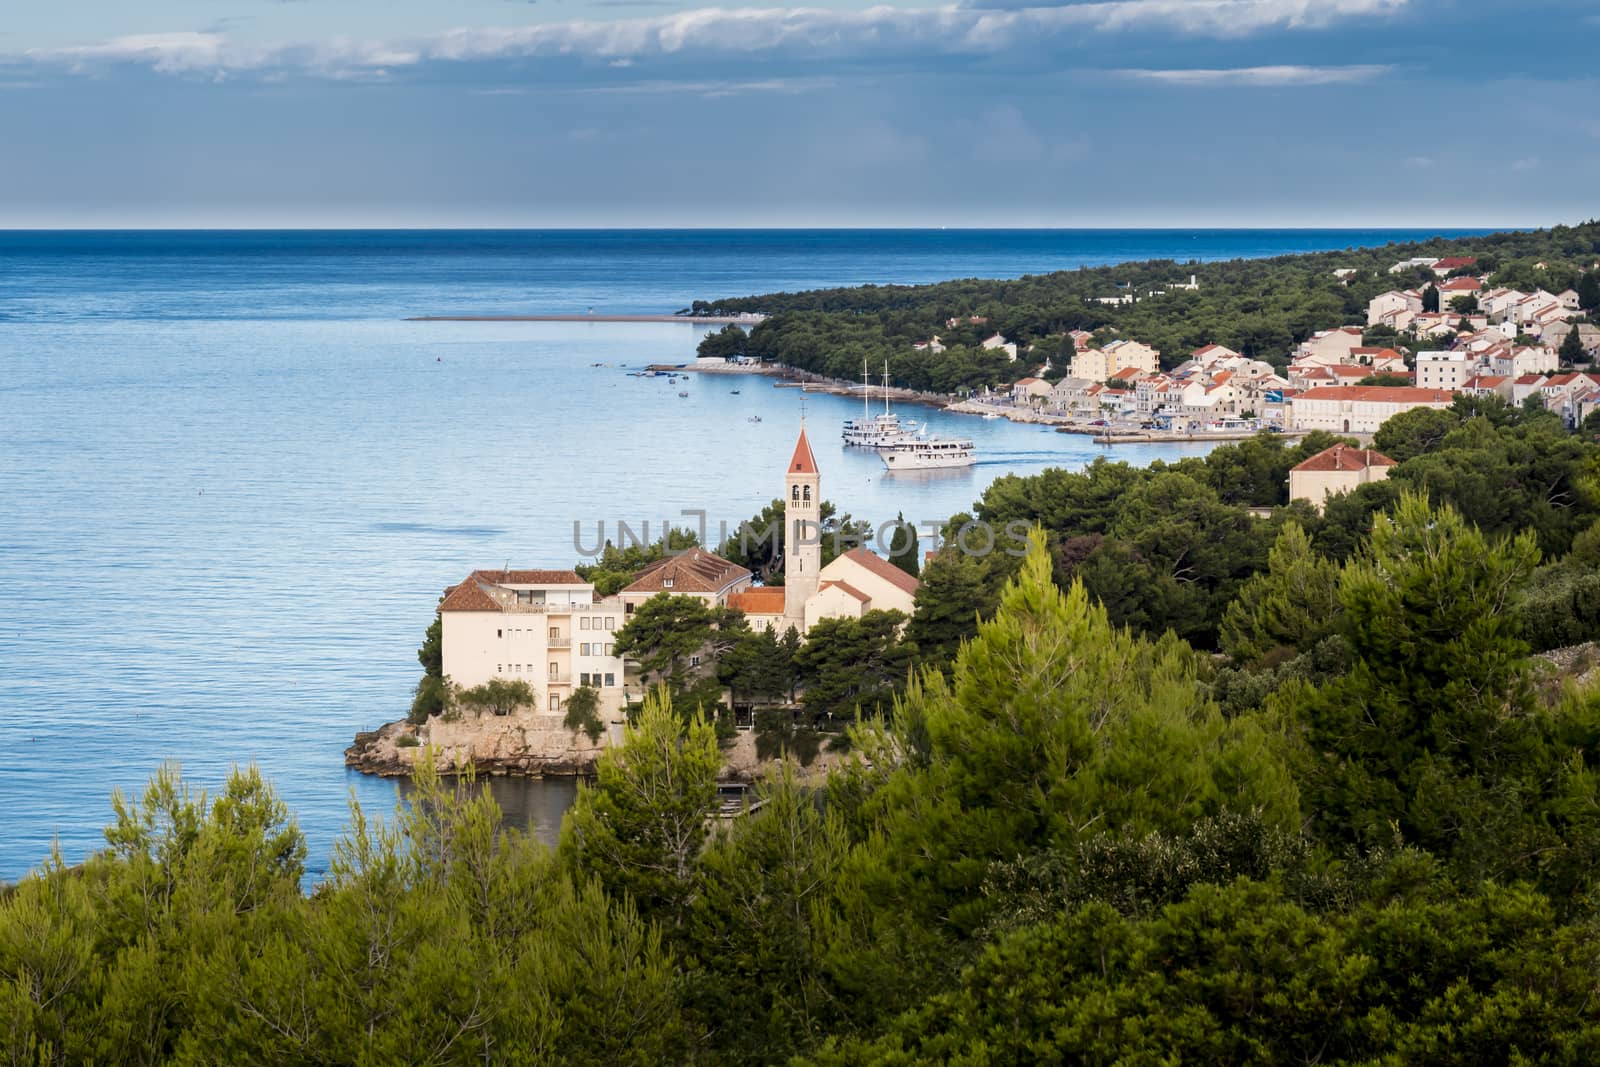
left=841, top=360, right=919, bottom=448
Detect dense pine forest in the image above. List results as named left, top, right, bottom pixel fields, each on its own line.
left=8, top=384, right=1600, bottom=1062
left=691, top=221, right=1600, bottom=390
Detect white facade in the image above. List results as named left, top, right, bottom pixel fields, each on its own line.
left=1289, top=387, right=1453, bottom=435
left=1414, top=351, right=1474, bottom=392
left=440, top=573, right=629, bottom=716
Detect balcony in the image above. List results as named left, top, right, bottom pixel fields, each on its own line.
left=547, top=637, right=571, bottom=648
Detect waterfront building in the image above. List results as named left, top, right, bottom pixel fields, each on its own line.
left=1288, top=386, right=1453, bottom=434
left=438, top=570, right=630, bottom=715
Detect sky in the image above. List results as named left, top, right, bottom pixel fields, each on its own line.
left=1, top=0, right=1596, bottom=228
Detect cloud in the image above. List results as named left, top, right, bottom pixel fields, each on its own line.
left=1119, top=63, right=1391, bottom=86
left=19, top=0, right=1412, bottom=79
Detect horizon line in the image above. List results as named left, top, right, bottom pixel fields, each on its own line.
left=0, top=222, right=1551, bottom=234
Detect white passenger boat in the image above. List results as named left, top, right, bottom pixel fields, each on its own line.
left=842, top=360, right=919, bottom=448
left=881, top=434, right=976, bottom=470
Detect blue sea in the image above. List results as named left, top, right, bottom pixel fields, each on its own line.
left=0, top=228, right=1482, bottom=883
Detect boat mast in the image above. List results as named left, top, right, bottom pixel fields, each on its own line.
left=883, top=360, right=892, bottom=417
left=863, top=358, right=871, bottom=420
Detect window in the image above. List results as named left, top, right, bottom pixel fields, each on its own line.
left=803, top=485, right=811, bottom=502
left=549, top=694, right=560, bottom=711
left=580, top=672, right=591, bottom=686
left=690, top=655, right=701, bottom=668
left=605, top=643, right=615, bottom=656
left=549, top=626, right=559, bottom=638
left=497, top=628, right=503, bottom=638
left=496, top=664, right=502, bottom=673
left=662, top=577, right=674, bottom=589
left=550, top=662, right=559, bottom=679
left=580, top=617, right=591, bottom=630
left=604, top=617, right=614, bottom=630
left=579, top=642, right=590, bottom=655
left=604, top=673, right=615, bottom=687
left=791, top=485, right=799, bottom=501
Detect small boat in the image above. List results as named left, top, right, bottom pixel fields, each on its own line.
left=982, top=412, right=1003, bottom=420
left=881, top=434, right=977, bottom=470
left=730, top=389, right=741, bottom=395
left=747, top=415, right=762, bottom=423
left=678, top=390, right=690, bottom=398
left=843, top=360, right=919, bottom=448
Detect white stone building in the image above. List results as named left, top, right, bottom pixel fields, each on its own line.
left=439, top=570, right=631, bottom=715
left=1289, top=386, right=1453, bottom=435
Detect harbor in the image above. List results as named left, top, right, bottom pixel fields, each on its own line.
left=665, top=361, right=1300, bottom=445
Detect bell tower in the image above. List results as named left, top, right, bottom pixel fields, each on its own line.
left=783, top=422, right=821, bottom=631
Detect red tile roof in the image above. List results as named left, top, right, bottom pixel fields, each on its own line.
left=834, top=547, right=921, bottom=596
left=726, top=587, right=787, bottom=615
left=439, top=580, right=503, bottom=612
left=819, top=580, right=870, bottom=603
left=1291, top=444, right=1398, bottom=473
left=439, top=569, right=588, bottom=612
left=1433, top=256, right=1478, bottom=270
left=624, top=547, right=751, bottom=596
left=1294, top=386, right=1454, bottom=403
left=468, top=569, right=583, bottom=585
left=1439, top=277, right=1482, bottom=291
left=788, top=427, right=819, bottom=475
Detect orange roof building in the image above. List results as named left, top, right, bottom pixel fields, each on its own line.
left=1289, top=444, right=1398, bottom=513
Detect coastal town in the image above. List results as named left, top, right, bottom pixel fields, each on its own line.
left=924, top=255, right=1600, bottom=437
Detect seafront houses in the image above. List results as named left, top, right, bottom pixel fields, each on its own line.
left=1289, top=385, right=1453, bottom=434
left=1070, top=339, right=1160, bottom=382
left=1012, top=376, right=1054, bottom=405
left=1048, top=376, right=1097, bottom=414
left=1289, top=444, right=1397, bottom=513
left=439, top=570, right=632, bottom=716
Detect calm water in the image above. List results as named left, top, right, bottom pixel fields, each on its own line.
left=0, top=228, right=1473, bottom=882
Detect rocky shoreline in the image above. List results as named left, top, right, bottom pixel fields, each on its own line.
left=346, top=711, right=847, bottom=783
left=345, top=708, right=615, bottom=778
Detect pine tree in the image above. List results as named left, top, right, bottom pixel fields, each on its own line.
left=1219, top=523, right=1342, bottom=665
left=559, top=690, right=720, bottom=927
left=1578, top=271, right=1600, bottom=313
left=887, top=512, right=920, bottom=578
left=1560, top=323, right=1585, bottom=364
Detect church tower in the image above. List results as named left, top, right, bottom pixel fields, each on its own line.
left=783, top=423, right=821, bottom=631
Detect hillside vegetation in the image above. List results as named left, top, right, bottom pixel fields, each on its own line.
left=694, top=221, right=1600, bottom=389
